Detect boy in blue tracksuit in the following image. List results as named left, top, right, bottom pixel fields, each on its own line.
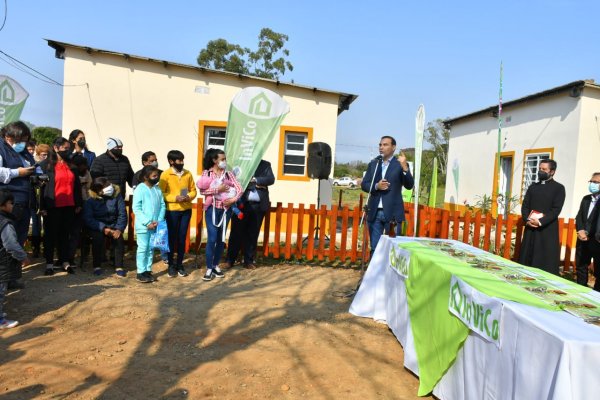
left=132, top=165, right=165, bottom=283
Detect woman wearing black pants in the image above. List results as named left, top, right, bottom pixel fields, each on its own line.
left=39, top=137, right=82, bottom=275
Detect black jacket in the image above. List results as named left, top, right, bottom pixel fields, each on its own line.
left=90, top=152, right=134, bottom=197
left=241, top=160, right=275, bottom=213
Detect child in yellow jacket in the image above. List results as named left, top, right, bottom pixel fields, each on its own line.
left=159, top=150, right=197, bottom=277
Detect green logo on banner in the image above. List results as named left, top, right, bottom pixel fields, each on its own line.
left=224, top=87, right=290, bottom=190
left=0, top=75, right=29, bottom=127
left=248, top=92, right=272, bottom=116
left=0, top=80, right=15, bottom=103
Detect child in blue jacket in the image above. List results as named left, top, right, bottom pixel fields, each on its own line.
left=132, top=165, right=165, bottom=283
left=83, top=177, right=127, bottom=276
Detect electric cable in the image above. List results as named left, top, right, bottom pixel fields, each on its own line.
left=0, top=0, right=7, bottom=33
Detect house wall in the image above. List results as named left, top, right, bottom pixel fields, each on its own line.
left=60, top=47, right=340, bottom=206
left=574, top=89, right=600, bottom=215
left=444, top=92, right=583, bottom=218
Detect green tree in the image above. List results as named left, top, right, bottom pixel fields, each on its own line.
left=32, top=126, right=61, bottom=145
left=197, top=38, right=250, bottom=75
left=424, top=118, right=450, bottom=176
left=197, top=28, right=293, bottom=80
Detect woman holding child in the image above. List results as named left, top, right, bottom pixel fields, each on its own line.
left=196, top=149, right=242, bottom=282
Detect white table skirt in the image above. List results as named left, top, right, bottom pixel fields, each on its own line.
left=350, top=236, right=600, bottom=400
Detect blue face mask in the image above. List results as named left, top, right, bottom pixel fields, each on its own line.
left=11, top=142, right=26, bottom=153
left=589, top=182, right=600, bottom=194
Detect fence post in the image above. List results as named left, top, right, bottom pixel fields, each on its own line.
left=494, top=214, right=504, bottom=255
left=317, top=204, right=327, bottom=261
left=273, top=203, right=283, bottom=259
left=306, top=204, right=316, bottom=261
left=296, top=204, right=305, bottom=260
left=351, top=206, right=361, bottom=263
left=329, top=205, right=339, bottom=261
left=462, top=212, right=472, bottom=244
left=440, top=209, right=450, bottom=239
left=284, top=203, right=294, bottom=260
left=262, top=203, right=272, bottom=257
left=340, top=206, right=349, bottom=261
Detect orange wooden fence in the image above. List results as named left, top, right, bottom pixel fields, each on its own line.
left=124, top=196, right=579, bottom=273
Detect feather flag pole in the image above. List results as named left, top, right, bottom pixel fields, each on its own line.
left=414, top=105, right=425, bottom=236
left=496, top=62, right=503, bottom=215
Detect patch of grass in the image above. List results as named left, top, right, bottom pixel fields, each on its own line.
left=332, top=186, right=363, bottom=209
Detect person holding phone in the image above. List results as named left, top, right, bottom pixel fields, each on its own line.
left=159, top=150, right=197, bottom=278
left=0, top=121, right=36, bottom=247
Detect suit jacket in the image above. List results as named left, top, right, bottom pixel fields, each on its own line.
left=361, top=157, right=414, bottom=223
left=243, top=160, right=275, bottom=213
left=576, top=194, right=600, bottom=234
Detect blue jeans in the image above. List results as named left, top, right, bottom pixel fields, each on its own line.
left=368, top=209, right=390, bottom=257
left=205, top=206, right=231, bottom=269
left=165, top=209, right=192, bottom=267
left=0, top=282, right=7, bottom=319
left=12, top=202, right=31, bottom=246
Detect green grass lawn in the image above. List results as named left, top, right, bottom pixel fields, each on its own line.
left=333, top=185, right=446, bottom=210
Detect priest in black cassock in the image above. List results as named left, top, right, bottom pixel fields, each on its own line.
left=518, top=159, right=566, bottom=275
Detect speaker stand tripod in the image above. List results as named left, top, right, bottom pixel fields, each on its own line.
left=303, top=179, right=330, bottom=243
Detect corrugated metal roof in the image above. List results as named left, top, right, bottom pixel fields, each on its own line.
left=444, top=79, right=600, bottom=126
left=46, top=39, right=358, bottom=115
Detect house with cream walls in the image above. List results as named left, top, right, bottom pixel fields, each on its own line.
left=46, top=39, right=357, bottom=208
left=444, top=80, right=600, bottom=218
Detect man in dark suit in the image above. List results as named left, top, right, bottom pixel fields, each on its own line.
left=576, top=172, right=600, bottom=290
left=361, top=136, right=413, bottom=256
left=226, top=160, right=275, bottom=269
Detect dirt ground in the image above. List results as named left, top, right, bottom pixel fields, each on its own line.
left=0, top=254, right=425, bottom=400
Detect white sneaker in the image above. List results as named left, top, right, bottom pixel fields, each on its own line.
left=0, top=318, right=19, bottom=329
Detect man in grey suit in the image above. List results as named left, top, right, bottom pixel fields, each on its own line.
left=361, top=136, right=413, bottom=256
left=226, top=160, right=275, bottom=269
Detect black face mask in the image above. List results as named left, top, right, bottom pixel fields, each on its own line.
left=537, top=171, right=550, bottom=181
left=57, top=150, right=71, bottom=161
left=148, top=177, right=160, bottom=185
left=172, top=163, right=184, bottom=172
left=77, top=139, right=86, bottom=148
left=110, top=149, right=123, bottom=158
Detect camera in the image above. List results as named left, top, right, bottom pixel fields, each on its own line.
left=30, top=163, right=49, bottom=186
left=30, top=174, right=49, bottom=186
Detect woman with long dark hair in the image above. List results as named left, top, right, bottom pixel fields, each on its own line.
left=196, top=148, right=242, bottom=281
left=39, top=137, right=82, bottom=275
left=69, top=129, right=96, bottom=168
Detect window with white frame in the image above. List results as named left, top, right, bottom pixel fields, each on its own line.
left=283, top=132, right=308, bottom=176
left=522, top=152, right=551, bottom=196
left=204, top=127, right=226, bottom=151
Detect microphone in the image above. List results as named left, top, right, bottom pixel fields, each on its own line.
left=374, top=155, right=383, bottom=162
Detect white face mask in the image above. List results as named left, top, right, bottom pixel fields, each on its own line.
left=150, top=161, right=158, bottom=168
left=218, top=160, right=227, bottom=170
left=102, top=185, right=115, bottom=197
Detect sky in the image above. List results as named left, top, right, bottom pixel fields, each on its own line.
left=2, top=0, right=600, bottom=162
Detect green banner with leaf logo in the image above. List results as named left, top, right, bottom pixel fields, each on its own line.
left=0, top=75, right=29, bottom=127
left=224, top=87, right=290, bottom=189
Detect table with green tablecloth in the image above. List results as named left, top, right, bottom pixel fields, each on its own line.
left=350, top=236, right=600, bottom=399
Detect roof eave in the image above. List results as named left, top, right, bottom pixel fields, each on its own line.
left=443, top=79, right=598, bottom=128
left=46, top=39, right=358, bottom=115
